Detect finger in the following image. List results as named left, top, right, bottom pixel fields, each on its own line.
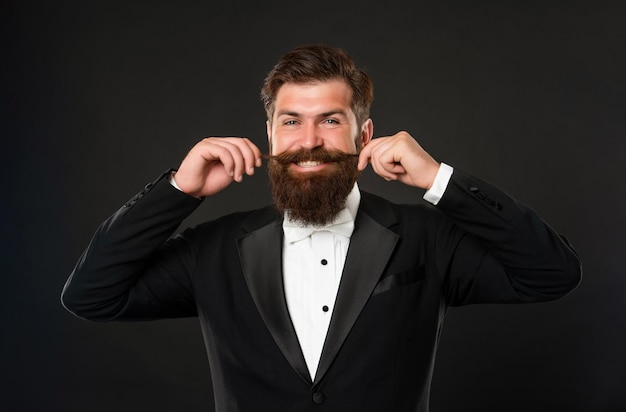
left=358, top=143, right=373, bottom=171
left=185, top=138, right=233, bottom=178
left=369, top=153, right=394, bottom=180
left=368, top=140, right=400, bottom=181
left=358, top=137, right=390, bottom=170
left=389, top=163, right=406, bottom=174
left=212, top=140, right=247, bottom=182
left=245, top=138, right=264, bottom=168
left=236, top=138, right=263, bottom=175
left=371, top=158, right=398, bottom=181
left=216, top=138, right=263, bottom=177
left=357, top=155, right=370, bottom=171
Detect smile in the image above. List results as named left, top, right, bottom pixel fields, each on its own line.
left=296, top=161, right=324, bottom=168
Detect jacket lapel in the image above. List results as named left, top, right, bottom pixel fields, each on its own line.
left=237, top=208, right=312, bottom=385
left=314, top=194, right=399, bottom=385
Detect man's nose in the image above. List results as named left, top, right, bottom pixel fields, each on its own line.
left=299, top=123, right=323, bottom=150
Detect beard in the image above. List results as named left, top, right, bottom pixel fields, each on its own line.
left=267, top=147, right=360, bottom=226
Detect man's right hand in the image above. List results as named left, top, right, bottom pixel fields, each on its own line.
left=173, top=137, right=263, bottom=198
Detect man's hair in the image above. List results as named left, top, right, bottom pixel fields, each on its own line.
left=261, top=44, right=374, bottom=126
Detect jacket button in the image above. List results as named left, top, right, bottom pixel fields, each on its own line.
left=312, top=392, right=325, bottom=404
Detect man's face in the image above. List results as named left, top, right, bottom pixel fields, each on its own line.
left=267, top=79, right=372, bottom=162
left=265, top=80, right=373, bottom=226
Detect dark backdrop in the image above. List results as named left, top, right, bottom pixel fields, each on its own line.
left=3, top=1, right=625, bottom=411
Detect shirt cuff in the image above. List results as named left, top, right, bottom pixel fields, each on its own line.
left=423, top=163, right=454, bottom=205
left=169, top=172, right=183, bottom=191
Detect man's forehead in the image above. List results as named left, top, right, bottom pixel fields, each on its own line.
left=275, top=79, right=352, bottom=98
left=273, top=80, right=354, bottom=114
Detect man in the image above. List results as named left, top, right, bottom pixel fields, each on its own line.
left=62, top=44, right=581, bottom=411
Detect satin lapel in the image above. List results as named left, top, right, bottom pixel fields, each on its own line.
left=314, top=211, right=399, bottom=385
left=237, top=220, right=312, bottom=385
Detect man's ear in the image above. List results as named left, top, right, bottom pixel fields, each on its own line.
left=360, top=118, right=374, bottom=147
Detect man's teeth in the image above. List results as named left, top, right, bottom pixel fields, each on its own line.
left=297, top=161, right=323, bottom=168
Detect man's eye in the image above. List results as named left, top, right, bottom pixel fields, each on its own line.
left=284, top=120, right=298, bottom=125
left=323, top=119, right=339, bottom=124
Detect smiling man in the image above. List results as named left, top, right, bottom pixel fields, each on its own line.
left=62, top=44, right=581, bottom=411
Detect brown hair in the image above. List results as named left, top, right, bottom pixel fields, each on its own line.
left=261, top=44, right=374, bottom=126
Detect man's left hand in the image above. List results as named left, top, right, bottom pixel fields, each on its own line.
left=358, top=131, right=440, bottom=189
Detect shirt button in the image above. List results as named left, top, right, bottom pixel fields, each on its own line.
left=322, top=305, right=329, bottom=312
left=321, top=259, right=328, bottom=265
left=312, top=391, right=325, bottom=404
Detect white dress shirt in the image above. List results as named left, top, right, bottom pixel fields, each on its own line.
left=282, top=185, right=360, bottom=379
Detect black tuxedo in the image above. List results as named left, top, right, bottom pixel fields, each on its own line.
left=62, top=168, right=580, bottom=411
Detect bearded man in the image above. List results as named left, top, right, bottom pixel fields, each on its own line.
left=62, top=44, right=581, bottom=412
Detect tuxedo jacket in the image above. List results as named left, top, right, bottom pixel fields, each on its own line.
left=62, top=168, right=581, bottom=412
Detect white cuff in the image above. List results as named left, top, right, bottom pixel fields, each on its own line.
left=423, top=163, right=454, bottom=205
left=169, top=172, right=183, bottom=191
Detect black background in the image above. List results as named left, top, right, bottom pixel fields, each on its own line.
left=3, top=1, right=625, bottom=411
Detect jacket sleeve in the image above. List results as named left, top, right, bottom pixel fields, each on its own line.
left=61, top=171, right=204, bottom=321
left=433, top=169, right=581, bottom=306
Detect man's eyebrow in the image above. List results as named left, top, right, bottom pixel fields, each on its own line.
left=276, top=110, right=301, bottom=118
left=275, top=109, right=349, bottom=119
left=320, top=110, right=349, bottom=118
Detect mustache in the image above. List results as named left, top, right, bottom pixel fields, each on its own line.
left=263, top=148, right=359, bottom=165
